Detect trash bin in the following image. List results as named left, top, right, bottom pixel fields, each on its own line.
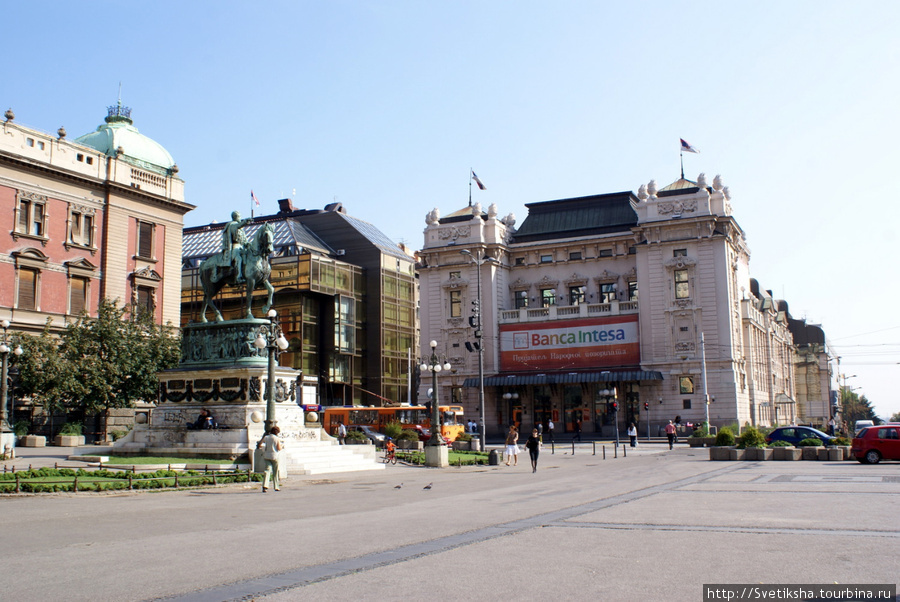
left=488, top=449, right=500, bottom=465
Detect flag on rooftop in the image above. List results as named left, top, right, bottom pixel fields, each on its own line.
left=251, top=190, right=260, bottom=206
left=471, top=171, right=486, bottom=190
left=680, top=139, right=699, bottom=154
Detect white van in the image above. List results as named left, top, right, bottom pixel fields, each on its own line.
left=854, top=420, right=874, bottom=435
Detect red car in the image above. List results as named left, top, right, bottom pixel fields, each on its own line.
left=851, top=424, right=900, bottom=464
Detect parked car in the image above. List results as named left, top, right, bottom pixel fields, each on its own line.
left=348, top=425, right=386, bottom=445
left=851, top=424, right=900, bottom=464
left=765, top=426, right=835, bottom=446
left=854, top=420, right=874, bottom=435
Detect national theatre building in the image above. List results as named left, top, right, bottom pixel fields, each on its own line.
left=418, top=174, right=806, bottom=439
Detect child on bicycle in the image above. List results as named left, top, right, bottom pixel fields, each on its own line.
left=385, top=437, right=396, bottom=456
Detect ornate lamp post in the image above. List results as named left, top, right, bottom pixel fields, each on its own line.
left=1, top=320, right=23, bottom=435
left=460, top=249, right=499, bottom=451
left=253, top=309, right=289, bottom=433
left=420, top=340, right=451, bottom=467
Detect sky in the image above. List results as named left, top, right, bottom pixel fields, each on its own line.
left=5, top=1, right=900, bottom=419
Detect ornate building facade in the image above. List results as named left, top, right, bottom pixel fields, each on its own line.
left=419, top=174, right=800, bottom=438
left=0, top=105, right=192, bottom=333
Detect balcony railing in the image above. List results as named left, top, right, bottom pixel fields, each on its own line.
left=499, top=301, right=638, bottom=324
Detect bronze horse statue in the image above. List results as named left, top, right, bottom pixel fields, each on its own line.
left=198, top=223, right=275, bottom=322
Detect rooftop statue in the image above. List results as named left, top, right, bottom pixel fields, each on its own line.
left=198, top=214, right=275, bottom=322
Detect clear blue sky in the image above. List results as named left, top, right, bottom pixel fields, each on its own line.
left=6, top=1, right=899, bottom=419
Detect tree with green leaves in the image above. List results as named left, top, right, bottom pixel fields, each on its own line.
left=13, top=299, right=181, bottom=439
left=840, top=388, right=879, bottom=427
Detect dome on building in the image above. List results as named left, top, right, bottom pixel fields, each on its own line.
left=75, top=102, right=176, bottom=173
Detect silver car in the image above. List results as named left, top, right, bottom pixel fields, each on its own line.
left=349, top=425, right=386, bottom=445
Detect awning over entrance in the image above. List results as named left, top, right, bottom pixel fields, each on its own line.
left=462, top=370, right=664, bottom=387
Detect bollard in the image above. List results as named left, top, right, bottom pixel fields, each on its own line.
left=572, top=441, right=575, bottom=455
left=128, top=474, right=133, bottom=490
left=551, top=442, right=555, bottom=455
left=15, top=473, right=21, bottom=494
left=614, top=445, right=618, bottom=459
left=623, top=445, right=627, bottom=457
left=592, top=441, right=596, bottom=456
left=55, top=462, right=58, bottom=469
left=602, top=445, right=606, bottom=460
left=488, top=449, right=500, bottom=465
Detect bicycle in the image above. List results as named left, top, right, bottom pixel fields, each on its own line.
left=383, top=448, right=397, bottom=464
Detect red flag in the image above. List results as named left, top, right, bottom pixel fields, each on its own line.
left=251, top=190, right=260, bottom=206
left=471, top=171, right=486, bottom=190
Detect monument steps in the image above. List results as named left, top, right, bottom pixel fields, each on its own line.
left=280, top=440, right=385, bottom=475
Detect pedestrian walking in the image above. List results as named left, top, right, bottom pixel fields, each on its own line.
left=257, top=426, right=284, bottom=492
left=505, top=425, right=519, bottom=466
left=337, top=422, right=347, bottom=445
left=665, top=420, right=676, bottom=450
left=547, top=419, right=555, bottom=444
left=627, top=422, right=637, bottom=447
left=828, top=417, right=836, bottom=436
left=574, top=418, right=582, bottom=442
left=525, top=428, right=541, bottom=472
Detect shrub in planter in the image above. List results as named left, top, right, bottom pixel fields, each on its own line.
left=768, top=440, right=792, bottom=448
left=715, top=427, right=735, bottom=447
left=736, top=426, right=767, bottom=449
left=831, top=436, right=851, bottom=446
left=345, top=429, right=367, bottom=443
left=797, top=437, right=823, bottom=447
left=59, top=423, right=83, bottom=436
left=14, top=420, right=30, bottom=438
left=456, top=431, right=473, bottom=442
left=383, top=421, right=403, bottom=440
left=396, top=429, right=420, bottom=443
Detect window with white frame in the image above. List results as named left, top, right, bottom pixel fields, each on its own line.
left=449, top=290, right=462, bottom=317
left=17, top=268, right=39, bottom=310
left=599, top=282, right=617, bottom=303
left=627, top=281, right=638, bottom=301
left=514, top=290, right=528, bottom=309
left=67, top=205, right=96, bottom=249
left=674, top=269, right=690, bottom=299
left=569, top=285, right=586, bottom=305
left=15, top=192, right=48, bottom=239
left=69, top=276, right=89, bottom=315
left=137, top=221, right=155, bottom=259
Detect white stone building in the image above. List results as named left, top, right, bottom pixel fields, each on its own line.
left=418, top=175, right=797, bottom=439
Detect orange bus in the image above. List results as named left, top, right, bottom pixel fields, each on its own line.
left=324, top=405, right=465, bottom=442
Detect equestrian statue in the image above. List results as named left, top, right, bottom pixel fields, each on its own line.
left=198, top=212, right=275, bottom=322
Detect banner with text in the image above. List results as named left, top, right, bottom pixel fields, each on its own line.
left=499, top=315, right=639, bottom=372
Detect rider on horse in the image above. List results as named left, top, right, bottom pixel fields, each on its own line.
left=222, top=211, right=253, bottom=284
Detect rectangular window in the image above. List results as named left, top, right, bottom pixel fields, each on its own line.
left=17, top=199, right=46, bottom=237
left=335, top=296, right=356, bottom=353
left=674, top=249, right=687, bottom=257
left=70, top=211, right=94, bottom=247
left=514, top=290, right=528, bottom=309
left=599, top=283, right=617, bottom=303
left=17, top=269, right=37, bottom=310
left=449, top=271, right=461, bottom=280
left=599, top=249, right=613, bottom=258
left=628, top=281, right=638, bottom=301
left=540, top=254, right=553, bottom=264
left=449, top=290, right=461, bottom=317
left=569, top=251, right=582, bottom=261
left=136, top=285, right=154, bottom=315
left=679, top=376, right=694, bottom=394
left=515, top=257, right=525, bottom=266
left=683, top=399, right=692, bottom=410
left=70, top=277, right=88, bottom=315
left=540, top=288, right=557, bottom=308
left=137, top=222, right=154, bottom=258
left=569, top=285, right=585, bottom=305
left=675, top=269, right=690, bottom=299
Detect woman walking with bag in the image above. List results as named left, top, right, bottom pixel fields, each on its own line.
left=257, top=426, right=284, bottom=492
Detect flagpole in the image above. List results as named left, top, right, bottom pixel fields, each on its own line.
left=468, top=168, right=473, bottom=207
left=680, top=150, right=685, bottom=180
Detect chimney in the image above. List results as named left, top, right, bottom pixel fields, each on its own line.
left=278, top=198, right=294, bottom=213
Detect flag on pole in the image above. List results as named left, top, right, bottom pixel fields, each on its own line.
left=680, top=139, right=699, bottom=154
left=251, top=190, right=260, bottom=206
left=471, top=171, right=486, bottom=190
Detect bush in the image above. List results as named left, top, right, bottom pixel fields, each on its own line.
left=832, top=436, right=851, bottom=446
left=110, top=429, right=130, bottom=441
left=396, top=429, right=420, bottom=443
left=345, top=429, right=367, bottom=442
left=767, top=440, right=792, bottom=447
left=797, top=437, right=824, bottom=447
left=456, top=431, right=473, bottom=442
left=383, top=421, right=403, bottom=440
left=691, top=423, right=710, bottom=437
left=736, top=426, right=767, bottom=449
left=714, top=427, right=735, bottom=446
left=14, top=420, right=30, bottom=438
left=59, top=423, right=83, bottom=436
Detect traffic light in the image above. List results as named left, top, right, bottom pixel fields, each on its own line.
left=643, top=402, right=649, bottom=411
left=612, top=401, right=618, bottom=411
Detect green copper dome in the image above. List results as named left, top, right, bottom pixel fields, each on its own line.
left=75, top=103, right=176, bottom=174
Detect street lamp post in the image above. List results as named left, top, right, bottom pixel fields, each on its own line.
left=253, top=309, right=290, bottom=434
left=420, top=340, right=451, bottom=448
left=1, top=320, right=24, bottom=435
left=600, top=387, right=618, bottom=448
left=460, top=248, right=499, bottom=452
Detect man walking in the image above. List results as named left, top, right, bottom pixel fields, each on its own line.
left=665, top=420, right=677, bottom=450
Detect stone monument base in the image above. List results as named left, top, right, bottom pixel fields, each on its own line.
left=425, top=444, right=449, bottom=468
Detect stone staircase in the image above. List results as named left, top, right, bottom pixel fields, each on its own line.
left=280, top=440, right=385, bottom=475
